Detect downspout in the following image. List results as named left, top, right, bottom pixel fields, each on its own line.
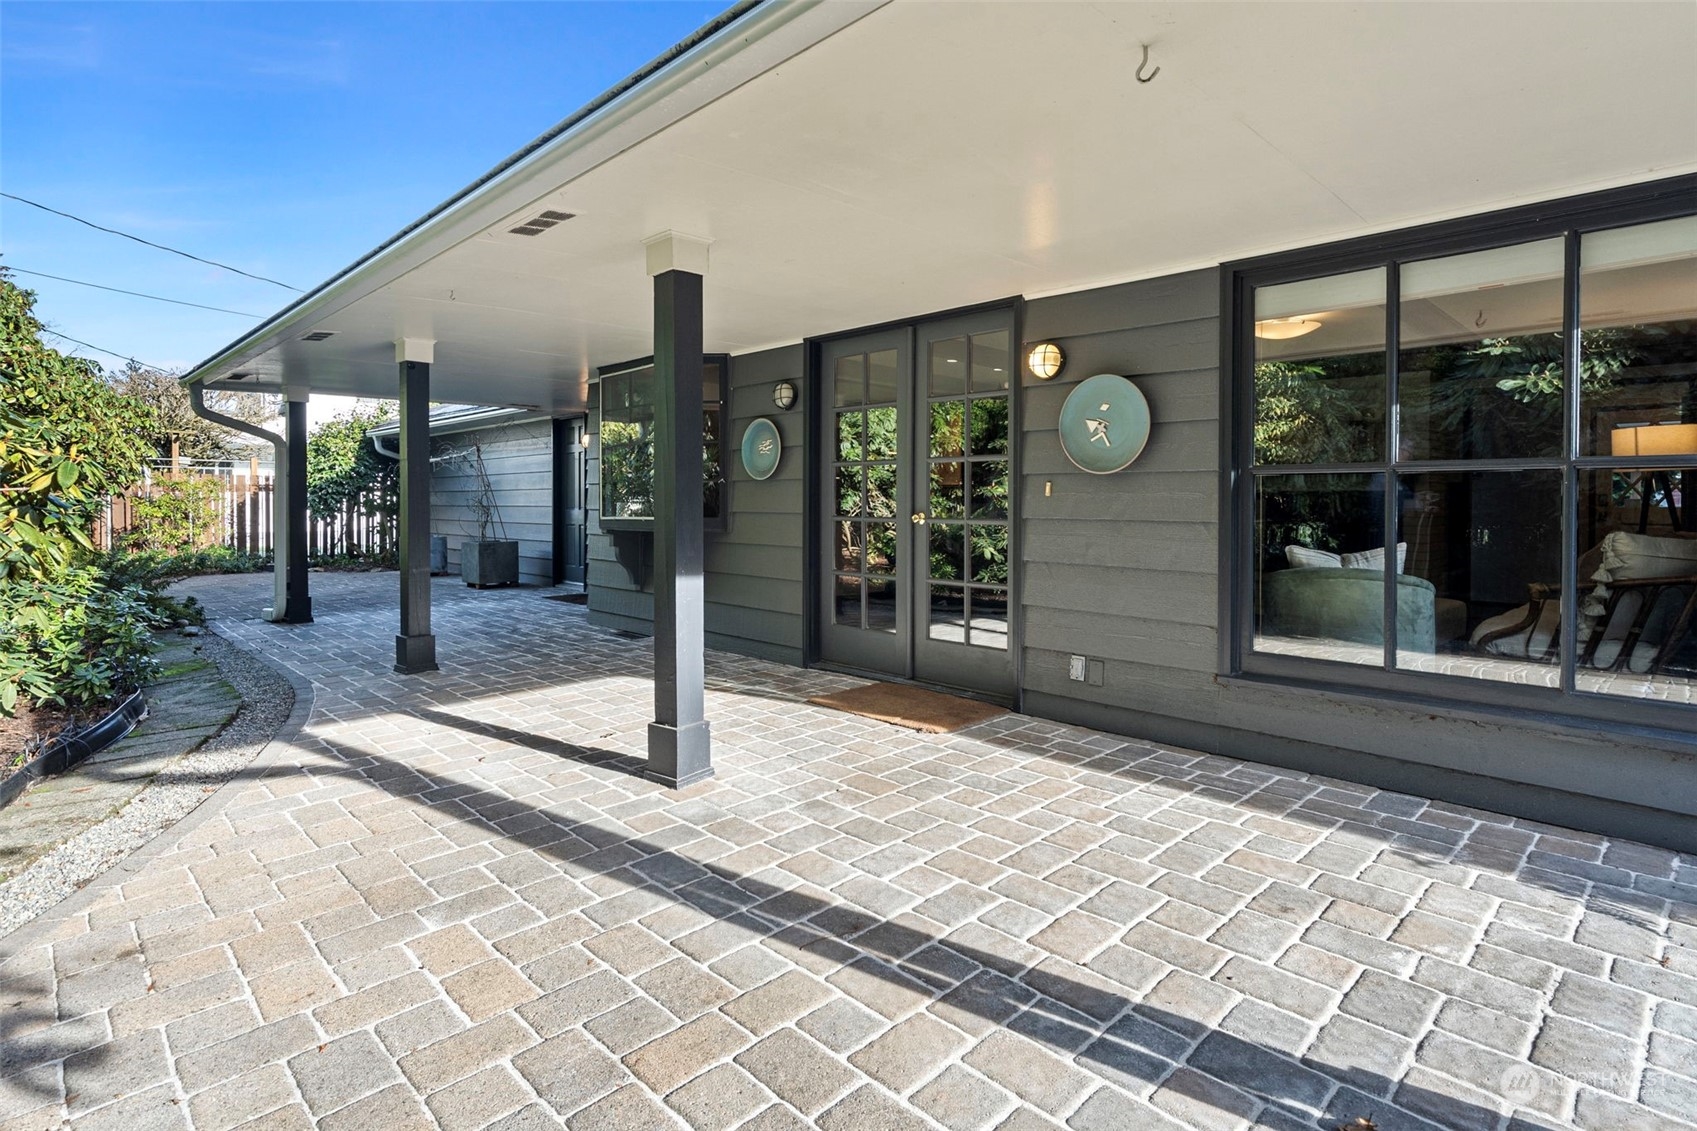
left=188, top=382, right=290, bottom=622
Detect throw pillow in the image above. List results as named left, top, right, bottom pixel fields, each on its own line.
left=1339, top=543, right=1407, bottom=572
left=1285, top=546, right=1341, bottom=569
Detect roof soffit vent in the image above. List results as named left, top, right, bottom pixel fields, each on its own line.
left=509, top=209, right=577, bottom=237
left=300, top=330, right=336, bottom=342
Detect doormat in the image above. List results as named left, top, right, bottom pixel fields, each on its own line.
left=546, top=592, right=588, bottom=604
left=806, top=682, right=1006, bottom=734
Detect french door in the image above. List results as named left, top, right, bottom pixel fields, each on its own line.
left=817, top=310, right=1015, bottom=699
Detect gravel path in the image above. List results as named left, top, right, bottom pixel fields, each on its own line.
left=0, top=626, right=294, bottom=938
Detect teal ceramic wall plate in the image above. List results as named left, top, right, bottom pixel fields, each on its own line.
left=1058, top=374, right=1151, bottom=474
left=741, top=417, right=782, bottom=480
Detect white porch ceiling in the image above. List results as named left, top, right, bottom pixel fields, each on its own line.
left=192, top=0, right=1697, bottom=413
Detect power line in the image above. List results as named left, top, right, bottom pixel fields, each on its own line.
left=40, top=328, right=168, bottom=373
left=1, top=192, right=304, bottom=292
left=10, top=267, right=263, bottom=318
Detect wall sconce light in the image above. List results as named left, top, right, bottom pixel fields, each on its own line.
left=581, top=432, right=595, bottom=449
left=772, top=380, right=798, bottom=410
left=1027, top=342, right=1065, bottom=380
left=1254, top=317, right=1323, bottom=340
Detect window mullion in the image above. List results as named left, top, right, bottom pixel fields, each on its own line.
left=1383, top=261, right=1401, bottom=671
left=1560, top=230, right=1581, bottom=695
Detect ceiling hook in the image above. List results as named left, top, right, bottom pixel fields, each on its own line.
left=1475, top=309, right=1487, bottom=328
left=1136, top=43, right=1160, bottom=83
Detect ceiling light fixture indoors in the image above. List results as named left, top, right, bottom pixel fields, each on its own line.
left=1254, top=317, right=1323, bottom=340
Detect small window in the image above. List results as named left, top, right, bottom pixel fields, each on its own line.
left=597, top=356, right=727, bottom=528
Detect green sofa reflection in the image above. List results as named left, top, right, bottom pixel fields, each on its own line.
left=1262, top=567, right=1438, bottom=653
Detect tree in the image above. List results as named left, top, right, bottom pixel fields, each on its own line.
left=107, top=361, right=277, bottom=462
left=0, top=271, right=156, bottom=582
left=306, top=403, right=398, bottom=558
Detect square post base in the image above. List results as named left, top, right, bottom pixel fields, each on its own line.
left=281, top=597, right=313, bottom=625
left=645, top=720, right=713, bottom=789
left=395, top=634, right=438, bottom=675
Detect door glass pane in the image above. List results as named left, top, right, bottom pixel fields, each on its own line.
left=1579, top=216, right=1697, bottom=458
left=1253, top=268, right=1386, bottom=465
left=865, top=407, right=898, bottom=460
left=931, top=401, right=966, bottom=458
left=971, top=331, right=1011, bottom=392
left=971, top=589, right=1010, bottom=650
left=930, top=338, right=968, bottom=396
left=970, top=399, right=1010, bottom=455
left=835, top=355, right=866, bottom=407
left=970, top=461, right=1009, bottom=519
left=1400, top=240, right=1565, bottom=461
left=971, top=526, right=1009, bottom=585
left=834, top=576, right=862, bottom=628
left=835, top=522, right=863, bottom=572
left=929, top=584, right=967, bottom=642
left=930, top=462, right=965, bottom=518
left=866, top=523, right=898, bottom=574
left=1253, top=473, right=1384, bottom=666
left=868, top=350, right=899, bottom=404
left=837, top=411, right=864, bottom=460
left=836, top=467, right=863, bottom=517
left=866, top=464, right=898, bottom=518
left=867, top=577, right=898, bottom=632
left=1574, top=465, right=1697, bottom=702
left=929, top=523, right=966, bottom=582
left=1400, top=469, right=1562, bottom=680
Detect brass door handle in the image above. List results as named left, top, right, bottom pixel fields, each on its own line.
left=911, top=512, right=926, bottom=525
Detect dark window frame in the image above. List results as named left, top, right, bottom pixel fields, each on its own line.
left=1221, top=173, right=1697, bottom=734
left=594, top=353, right=729, bottom=535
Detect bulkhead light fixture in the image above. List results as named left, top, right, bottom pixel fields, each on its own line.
left=1254, top=317, right=1323, bottom=340
left=1027, top=342, right=1065, bottom=380
left=772, top=380, right=798, bottom=410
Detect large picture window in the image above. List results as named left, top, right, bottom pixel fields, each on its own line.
left=597, top=356, right=726, bottom=528
left=1235, top=186, right=1697, bottom=723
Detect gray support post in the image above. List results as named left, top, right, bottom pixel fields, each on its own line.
left=282, top=394, right=313, bottom=623
left=644, top=232, right=713, bottom=787
left=395, top=341, right=438, bottom=673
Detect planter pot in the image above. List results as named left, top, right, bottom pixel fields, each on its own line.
left=461, top=540, right=519, bottom=588
left=430, top=534, right=448, bottom=575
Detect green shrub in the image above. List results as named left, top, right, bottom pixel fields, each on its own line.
left=1, top=273, right=156, bottom=583
left=0, top=566, right=161, bottom=715
left=98, top=546, right=269, bottom=626
left=124, top=474, right=225, bottom=552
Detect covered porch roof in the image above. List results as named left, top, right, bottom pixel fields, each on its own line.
left=184, top=0, right=1697, bottom=410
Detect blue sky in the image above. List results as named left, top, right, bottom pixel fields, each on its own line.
left=1, top=0, right=727, bottom=384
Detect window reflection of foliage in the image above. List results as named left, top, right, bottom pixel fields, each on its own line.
left=970, top=399, right=1009, bottom=454
left=597, top=365, right=724, bottom=521
left=1253, top=359, right=1381, bottom=465
left=1256, top=475, right=1376, bottom=572
left=1415, top=328, right=1651, bottom=457
left=600, top=419, right=652, bottom=518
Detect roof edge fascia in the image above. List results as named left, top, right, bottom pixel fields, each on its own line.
left=184, top=0, right=885, bottom=389
left=367, top=405, right=548, bottom=439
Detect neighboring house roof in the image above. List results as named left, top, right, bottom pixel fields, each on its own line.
left=183, top=0, right=1697, bottom=411
left=365, top=404, right=549, bottom=440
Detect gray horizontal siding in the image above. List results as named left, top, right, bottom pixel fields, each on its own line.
left=1019, top=268, right=1223, bottom=703
left=587, top=344, right=806, bottom=661
left=429, top=419, right=554, bottom=586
